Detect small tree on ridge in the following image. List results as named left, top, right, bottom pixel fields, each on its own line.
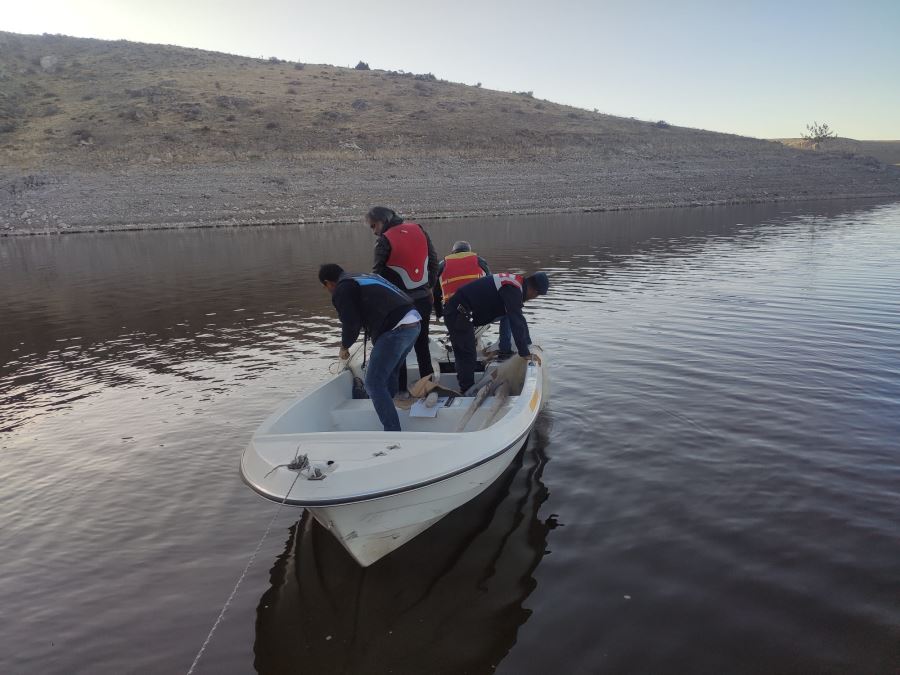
left=802, top=121, right=836, bottom=147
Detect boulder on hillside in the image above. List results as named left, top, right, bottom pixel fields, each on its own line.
left=40, top=55, right=60, bottom=72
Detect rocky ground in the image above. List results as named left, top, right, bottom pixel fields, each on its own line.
left=3, top=148, right=900, bottom=235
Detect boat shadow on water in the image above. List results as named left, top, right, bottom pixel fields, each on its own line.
left=253, top=414, right=557, bottom=675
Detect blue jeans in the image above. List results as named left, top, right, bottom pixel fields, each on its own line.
left=498, top=316, right=512, bottom=353
left=365, top=323, right=420, bottom=431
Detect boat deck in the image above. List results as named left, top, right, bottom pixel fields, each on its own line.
left=330, top=396, right=516, bottom=433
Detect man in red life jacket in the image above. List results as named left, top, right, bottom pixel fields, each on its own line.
left=367, top=206, right=440, bottom=395
left=434, top=240, right=513, bottom=358
left=444, top=271, right=550, bottom=393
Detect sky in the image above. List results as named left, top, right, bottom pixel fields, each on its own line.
left=4, top=0, right=899, bottom=139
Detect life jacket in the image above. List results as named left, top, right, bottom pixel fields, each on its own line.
left=351, top=273, right=409, bottom=298
left=439, top=252, right=485, bottom=301
left=492, top=272, right=524, bottom=292
left=383, top=223, right=429, bottom=290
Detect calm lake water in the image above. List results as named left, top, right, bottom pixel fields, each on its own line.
left=1, top=200, right=899, bottom=674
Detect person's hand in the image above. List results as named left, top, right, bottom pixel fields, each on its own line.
left=339, top=346, right=350, bottom=361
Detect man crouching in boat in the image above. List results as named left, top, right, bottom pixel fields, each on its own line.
left=319, top=263, right=421, bottom=432
left=433, top=240, right=514, bottom=360
left=443, top=272, right=550, bottom=394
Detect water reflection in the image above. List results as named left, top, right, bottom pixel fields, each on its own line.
left=2, top=199, right=893, bottom=433
left=3, top=200, right=900, bottom=674
left=253, top=417, right=555, bottom=675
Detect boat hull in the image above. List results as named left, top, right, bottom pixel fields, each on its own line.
left=309, top=431, right=530, bottom=566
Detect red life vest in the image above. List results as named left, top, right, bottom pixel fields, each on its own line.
left=492, top=272, right=524, bottom=292
left=439, top=252, right=485, bottom=301
left=384, top=223, right=429, bottom=290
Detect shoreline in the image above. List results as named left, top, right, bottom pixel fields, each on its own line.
left=2, top=190, right=900, bottom=237
left=3, top=153, right=900, bottom=237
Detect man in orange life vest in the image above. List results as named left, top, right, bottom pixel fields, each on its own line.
left=443, top=271, right=550, bottom=393
left=367, top=206, right=440, bottom=394
left=433, top=240, right=513, bottom=357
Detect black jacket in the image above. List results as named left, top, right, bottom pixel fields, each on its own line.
left=332, top=273, right=414, bottom=347
left=373, top=221, right=440, bottom=301
left=433, top=255, right=491, bottom=319
left=450, top=275, right=533, bottom=357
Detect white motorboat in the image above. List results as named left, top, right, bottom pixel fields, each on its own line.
left=240, top=334, right=548, bottom=567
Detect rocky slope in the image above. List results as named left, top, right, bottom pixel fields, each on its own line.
left=2, top=31, right=899, bottom=234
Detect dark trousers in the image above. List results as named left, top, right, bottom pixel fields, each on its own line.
left=398, top=294, right=435, bottom=392
left=443, top=299, right=478, bottom=394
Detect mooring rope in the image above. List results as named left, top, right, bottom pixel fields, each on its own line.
left=327, top=341, right=364, bottom=375
left=362, top=330, right=368, bottom=369
left=186, top=467, right=302, bottom=674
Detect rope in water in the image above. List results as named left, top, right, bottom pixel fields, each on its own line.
left=186, top=469, right=302, bottom=674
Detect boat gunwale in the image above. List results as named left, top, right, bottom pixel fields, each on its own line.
left=241, top=347, right=544, bottom=507
left=240, top=424, right=533, bottom=507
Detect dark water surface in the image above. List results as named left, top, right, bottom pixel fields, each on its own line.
left=2, top=201, right=899, bottom=674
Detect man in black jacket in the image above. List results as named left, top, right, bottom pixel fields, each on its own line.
left=443, top=271, right=550, bottom=393
left=319, top=264, right=421, bottom=431
left=367, top=207, right=440, bottom=394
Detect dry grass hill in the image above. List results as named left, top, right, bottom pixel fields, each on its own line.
left=1, top=31, right=899, bottom=234
left=778, top=138, right=900, bottom=166
left=1, top=30, right=707, bottom=167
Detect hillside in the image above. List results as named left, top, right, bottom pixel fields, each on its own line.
left=778, top=138, right=900, bottom=166
left=2, top=32, right=900, bottom=234
left=0, top=30, right=715, bottom=166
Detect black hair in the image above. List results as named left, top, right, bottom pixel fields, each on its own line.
left=524, top=271, right=549, bottom=296
left=318, top=263, right=343, bottom=284
left=366, top=206, right=404, bottom=227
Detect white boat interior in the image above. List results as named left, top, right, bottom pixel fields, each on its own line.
left=240, top=331, right=547, bottom=566
left=267, top=366, right=515, bottom=435
left=245, top=355, right=541, bottom=498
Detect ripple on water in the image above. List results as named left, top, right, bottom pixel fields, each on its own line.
left=1, top=201, right=900, bottom=673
